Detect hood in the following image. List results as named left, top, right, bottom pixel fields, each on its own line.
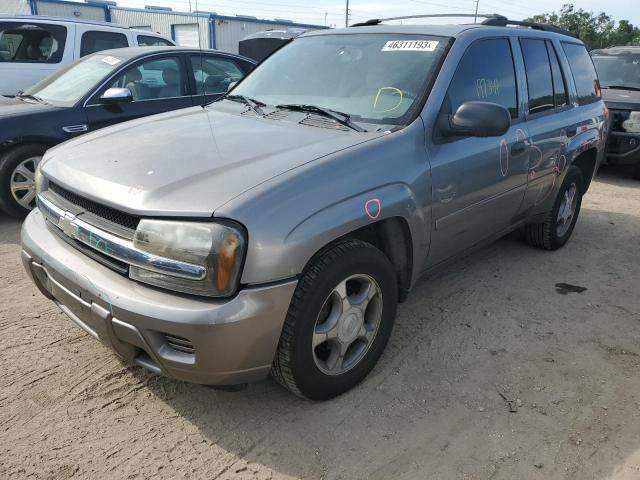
left=0, top=95, right=55, bottom=119
left=602, top=88, right=640, bottom=110
left=43, top=104, right=385, bottom=217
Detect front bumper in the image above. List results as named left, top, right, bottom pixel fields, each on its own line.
left=21, top=209, right=297, bottom=385
left=606, top=131, right=640, bottom=166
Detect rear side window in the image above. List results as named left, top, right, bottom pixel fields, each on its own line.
left=137, top=35, right=174, bottom=47
left=80, top=31, right=128, bottom=57
left=520, top=38, right=554, bottom=114
left=547, top=41, right=568, bottom=108
left=562, top=42, right=599, bottom=105
left=444, top=38, right=518, bottom=119
left=0, top=22, right=66, bottom=63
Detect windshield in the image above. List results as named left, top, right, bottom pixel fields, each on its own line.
left=592, top=53, right=640, bottom=90
left=231, top=33, right=449, bottom=125
left=24, top=53, right=124, bottom=106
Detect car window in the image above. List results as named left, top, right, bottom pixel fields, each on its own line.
left=190, top=55, right=245, bottom=95
left=562, top=42, right=599, bottom=105
left=137, top=35, right=173, bottom=47
left=547, top=41, right=568, bottom=108
left=0, top=22, right=66, bottom=63
left=444, top=38, right=518, bottom=119
left=25, top=53, right=124, bottom=107
left=520, top=38, right=554, bottom=114
left=110, top=56, right=184, bottom=101
left=80, top=31, right=128, bottom=57
left=592, top=53, right=640, bottom=90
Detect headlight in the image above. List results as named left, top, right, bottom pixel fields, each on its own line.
left=34, top=160, right=44, bottom=194
left=130, top=219, right=246, bottom=297
left=623, top=111, right=640, bottom=133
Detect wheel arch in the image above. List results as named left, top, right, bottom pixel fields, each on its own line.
left=571, top=147, right=598, bottom=193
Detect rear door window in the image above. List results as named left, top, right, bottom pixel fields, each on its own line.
left=0, top=22, right=66, bottom=63
left=80, top=31, right=128, bottom=57
left=137, top=35, right=174, bottom=47
left=562, top=42, right=600, bottom=105
left=444, top=38, right=518, bottom=119
left=190, top=55, right=245, bottom=94
left=520, top=38, right=554, bottom=114
left=547, top=41, right=568, bottom=108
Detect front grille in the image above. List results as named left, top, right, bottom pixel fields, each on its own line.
left=49, top=182, right=141, bottom=231
left=47, top=222, right=129, bottom=275
left=164, top=334, right=195, bottom=354
left=610, top=109, right=630, bottom=132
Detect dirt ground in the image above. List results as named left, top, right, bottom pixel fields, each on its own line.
left=1, top=166, right=639, bottom=480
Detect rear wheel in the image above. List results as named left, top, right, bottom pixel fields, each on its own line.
left=524, top=165, right=584, bottom=250
left=0, top=145, right=46, bottom=217
left=271, top=239, right=398, bottom=400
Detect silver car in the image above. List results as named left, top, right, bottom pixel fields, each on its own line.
left=21, top=16, right=608, bottom=400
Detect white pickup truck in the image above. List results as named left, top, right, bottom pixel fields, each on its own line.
left=0, top=15, right=175, bottom=95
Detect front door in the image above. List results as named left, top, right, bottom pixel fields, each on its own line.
left=85, top=54, right=192, bottom=131
left=427, top=37, right=529, bottom=266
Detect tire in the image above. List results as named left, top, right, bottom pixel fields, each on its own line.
left=524, top=165, right=584, bottom=250
left=633, top=165, right=640, bottom=181
left=271, top=238, right=398, bottom=400
left=0, top=144, right=46, bottom=218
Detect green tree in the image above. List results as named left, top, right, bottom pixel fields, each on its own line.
left=526, top=3, right=639, bottom=49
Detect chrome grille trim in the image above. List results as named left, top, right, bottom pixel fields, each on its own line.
left=37, top=194, right=206, bottom=281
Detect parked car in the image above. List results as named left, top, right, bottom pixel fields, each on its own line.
left=0, top=15, right=175, bottom=95
left=21, top=15, right=608, bottom=400
left=0, top=46, right=255, bottom=216
left=239, top=28, right=307, bottom=62
left=591, top=46, right=640, bottom=179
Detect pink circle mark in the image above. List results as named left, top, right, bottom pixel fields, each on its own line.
left=365, top=198, right=381, bottom=220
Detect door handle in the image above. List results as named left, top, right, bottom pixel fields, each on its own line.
left=511, top=141, right=526, bottom=156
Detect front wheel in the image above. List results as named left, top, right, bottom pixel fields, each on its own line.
left=271, top=239, right=398, bottom=400
left=524, top=165, right=584, bottom=250
left=0, top=145, right=46, bottom=217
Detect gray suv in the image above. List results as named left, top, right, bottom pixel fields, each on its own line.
left=21, top=15, right=608, bottom=400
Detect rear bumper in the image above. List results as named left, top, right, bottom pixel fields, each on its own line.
left=21, top=209, right=297, bottom=385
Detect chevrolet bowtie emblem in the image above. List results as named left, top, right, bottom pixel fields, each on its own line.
left=59, top=212, right=77, bottom=238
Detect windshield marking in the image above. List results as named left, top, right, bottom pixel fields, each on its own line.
left=381, top=40, right=439, bottom=52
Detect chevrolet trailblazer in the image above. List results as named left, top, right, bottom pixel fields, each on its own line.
left=21, top=14, right=608, bottom=400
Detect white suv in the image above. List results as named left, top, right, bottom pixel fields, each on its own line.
left=0, top=15, right=175, bottom=95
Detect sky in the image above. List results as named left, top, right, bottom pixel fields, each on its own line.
left=109, top=0, right=640, bottom=28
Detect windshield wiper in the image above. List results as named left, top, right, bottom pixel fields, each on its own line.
left=17, top=93, right=49, bottom=105
left=220, top=94, right=265, bottom=116
left=602, top=85, right=640, bottom=92
left=276, top=104, right=367, bottom=132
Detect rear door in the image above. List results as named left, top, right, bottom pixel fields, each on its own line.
left=84, top=53, right=192, bottom=131
left=517, top=38, right=572, bottom=212
left=427, top=37, right=529, bottom=265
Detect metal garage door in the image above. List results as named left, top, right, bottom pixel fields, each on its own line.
left=173, top=24, right=200, bottom=47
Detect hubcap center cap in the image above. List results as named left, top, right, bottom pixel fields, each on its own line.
left=338, top=310, right=363, bottom=343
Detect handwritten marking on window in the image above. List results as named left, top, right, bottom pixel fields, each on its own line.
left=476, top=78, right=500, bottom=99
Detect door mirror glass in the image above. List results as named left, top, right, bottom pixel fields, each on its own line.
left=99, top=87, right=133, bottom=104
left=442, top=101, right=510, bottom=138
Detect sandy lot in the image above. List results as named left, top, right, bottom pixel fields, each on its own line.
left=1, top=166, right=639, bottom=480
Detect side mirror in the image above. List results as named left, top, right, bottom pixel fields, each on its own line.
left=99, top=87, right=133, bottom=105
left=441, top=101, right=510, bottom=138
left=227, top=81, right=237, bottom=92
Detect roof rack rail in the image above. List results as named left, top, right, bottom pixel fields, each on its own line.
left=350, top=13, right=502, bottom=27
left=480, top=16, right=574, bottom=37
